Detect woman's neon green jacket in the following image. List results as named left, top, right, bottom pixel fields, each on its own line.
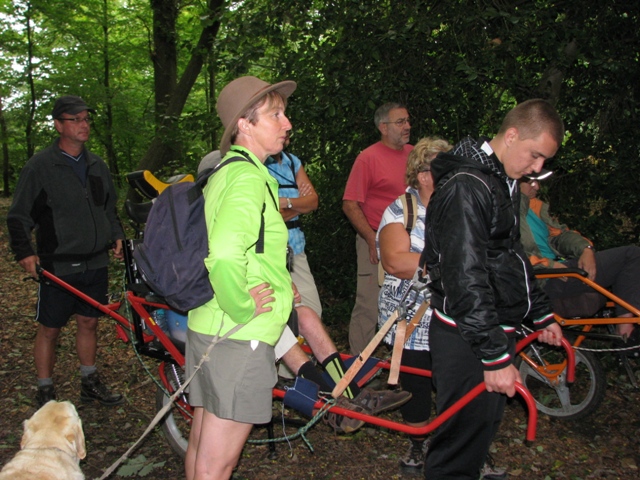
left=188, top=146, right=293, bottom=345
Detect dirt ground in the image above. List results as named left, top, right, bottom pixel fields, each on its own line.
left=1, top=196, right=640, bottom=480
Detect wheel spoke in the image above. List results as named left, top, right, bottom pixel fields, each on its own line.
left=517, top=345, right=606, bottom=420
left=554, top=382, right=573, bottom=411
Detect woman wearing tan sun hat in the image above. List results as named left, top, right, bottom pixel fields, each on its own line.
left=185, top=76, right=296, bottom=480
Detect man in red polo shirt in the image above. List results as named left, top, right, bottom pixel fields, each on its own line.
left=343, top=102, right=413, bottom=355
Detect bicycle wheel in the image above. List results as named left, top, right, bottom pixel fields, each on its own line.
left=155, top=362, right=192, bottom=458
left=517, top=345, right=606, bottom=420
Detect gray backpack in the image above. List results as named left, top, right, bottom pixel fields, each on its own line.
left=134, top=154, right=275, bottom=312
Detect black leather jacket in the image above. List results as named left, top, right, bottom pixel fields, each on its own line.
left=423, top=137, right=554, bottom=370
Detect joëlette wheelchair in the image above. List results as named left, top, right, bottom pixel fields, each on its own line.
left=517, top=267, right=640, bottom=420
left=79, top=168, right=566, bottom=459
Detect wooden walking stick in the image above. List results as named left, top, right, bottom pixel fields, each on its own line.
left=387, top=319, right=407, bottom=386
left=404, top=300, right=430, bottom=340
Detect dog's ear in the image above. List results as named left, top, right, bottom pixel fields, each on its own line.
left=66, top=417, right=86, bottom=460
left=20, top=418, right=33, bottom=450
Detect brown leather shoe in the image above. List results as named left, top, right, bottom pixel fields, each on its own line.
left=323, top=396, right=368, bottom=434
left=351, top=387, right=412, bottom=415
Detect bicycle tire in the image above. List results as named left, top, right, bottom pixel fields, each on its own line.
left=517, top=345, right=606, bottom=420
left=154, top=363, right=191, bottom=458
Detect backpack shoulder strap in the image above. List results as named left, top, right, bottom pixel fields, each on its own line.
left=400, top=191, right=418, bottom=234
left=187, top=155, right=251, bottom=205
left=265, top=183, right=278, bottom=209
left=255, top=183, right=279, bottom=254
left=194, top=150, right=278, bottom=256
left=378, top=192, right=417, bottom=286
left=196, top=155, right=251, bottom=189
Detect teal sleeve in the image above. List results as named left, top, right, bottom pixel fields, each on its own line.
left=541, top=202, right=591, bottom=257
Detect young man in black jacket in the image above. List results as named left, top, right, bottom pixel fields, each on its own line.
left=8, top=95, right=124, bottom=407
left=422, top=99, right=565, bottom=479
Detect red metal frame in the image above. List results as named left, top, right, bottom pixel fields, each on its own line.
left=158, top=360, right=192, bottom=420
left=288, top=331, right=574, bottom=442
left=40, top=268, right=185, bottom=365
left=38, top=268, right=575, bottom=442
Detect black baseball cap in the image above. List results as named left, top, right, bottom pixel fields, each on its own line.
left=52, top=95, right=96, bottom=119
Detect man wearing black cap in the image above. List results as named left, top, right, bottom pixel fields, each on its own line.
left=7, top=95, right=125, bottom=407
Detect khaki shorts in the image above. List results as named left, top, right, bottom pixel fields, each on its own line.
left=186, top=329, right=276, bottom=424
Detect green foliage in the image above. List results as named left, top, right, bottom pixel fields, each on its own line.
left=116, top=454, right=166, bottom=477
left=263, top=0, right=640, bottom=324
left=535, top=3, right=640, bottom=249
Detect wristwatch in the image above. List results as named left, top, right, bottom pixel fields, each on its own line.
left=585, top=245, right=595, bottom=251
left=286, top=198, right=292, bottom=209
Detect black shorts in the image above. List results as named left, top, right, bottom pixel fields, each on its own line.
left=36, top=267, right=108, bottom=328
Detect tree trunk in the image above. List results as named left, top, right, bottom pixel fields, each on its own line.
left=135, top=0, right=224, bottom=176
left=0, top=96, right=10, bottom=197
left=538, top=39, right=579, bottom=105
left=150, top=0, right=178, bottom=122
left=207, top=54, right=217, bottom=150
left=101, top=0, right=120, bottom=185
left=25, top=1, right=37, bottom=159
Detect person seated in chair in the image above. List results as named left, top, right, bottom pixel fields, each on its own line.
left=519, top=175, right=640, bottom=343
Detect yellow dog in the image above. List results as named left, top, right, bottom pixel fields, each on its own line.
left=0, top=401, right=86, bottom=480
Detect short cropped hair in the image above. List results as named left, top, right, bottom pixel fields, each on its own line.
left=406, top=136, right=453, bottom=188
left=374, top=102, right=406, bottom=128
left=498, top=99, right=565, bottom=146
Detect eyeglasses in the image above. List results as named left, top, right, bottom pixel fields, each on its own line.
left=57, top=116, right=92, bottom=124
left=383, top=117, right=410, bottom=127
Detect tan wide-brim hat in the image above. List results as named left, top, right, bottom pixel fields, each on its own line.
left=217, top=76, right=297, bottom=155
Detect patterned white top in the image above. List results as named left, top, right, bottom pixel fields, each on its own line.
left=376, top=187, right=432, bottom=351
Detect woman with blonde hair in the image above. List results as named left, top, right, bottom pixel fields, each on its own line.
left=377, top=136, right=448, bottom=473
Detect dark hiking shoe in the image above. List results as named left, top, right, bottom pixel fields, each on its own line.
left=81, top=373, right=124, bottom=406
left=36, top=385, right=57, bottom=408
left=399, top=438, right=430, bottom=473
left=351, top=387, right=412, bottom=415
left=480, top=454, right=508, bottom=479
